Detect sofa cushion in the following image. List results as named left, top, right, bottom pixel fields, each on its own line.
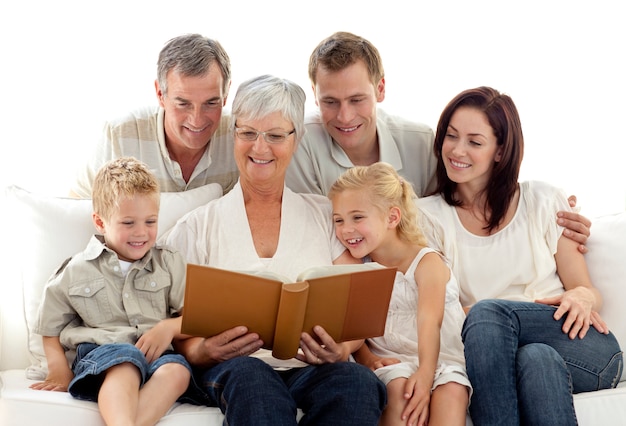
left=585, top=212, right=626, bottom=381
left=0, top=369, right=225, bottom=426
left=5, top=184, right=222, bottom=379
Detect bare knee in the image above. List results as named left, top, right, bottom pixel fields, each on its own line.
left=429, top=382, right=469, bottom=426
left=152, top=363, right=190, bottom=394
left=104, top=362, right=141, bottom=384
left=432, top=382, right=469, bottom=402
left=380, top=378, right=408, bottom=426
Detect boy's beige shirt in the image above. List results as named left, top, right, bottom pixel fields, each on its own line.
left=34, top=235, right=186, bottom=351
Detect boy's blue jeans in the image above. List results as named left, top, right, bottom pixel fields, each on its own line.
left=69, top=342, right=191, bottom=401
left=462, top=299, right=623, bottom=426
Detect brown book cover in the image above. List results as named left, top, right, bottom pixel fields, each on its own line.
left=181, top=263, right=397, bottom=359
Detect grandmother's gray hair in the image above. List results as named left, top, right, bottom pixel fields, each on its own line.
left=231, top=75, right=306, bottom=142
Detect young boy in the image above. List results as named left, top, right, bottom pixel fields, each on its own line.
left=30, top=157, right=191, bottom=426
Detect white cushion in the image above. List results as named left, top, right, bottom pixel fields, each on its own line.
left=4, top=184, right=222, bottom=379
left=585, top=212, right=626, bottom=381
left=0, top=369, right=226, bottom=426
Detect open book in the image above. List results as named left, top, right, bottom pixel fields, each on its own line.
left=181, top=263, right=397, bottom=360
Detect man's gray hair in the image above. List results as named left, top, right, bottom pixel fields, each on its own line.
left=157, top=33, right=231, bottom=96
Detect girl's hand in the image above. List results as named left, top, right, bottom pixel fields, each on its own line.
left=351, top=343, right=399, bottom=371
left=371, top=356, right=401, bottom=370
left=402, top=369, right=433, bottom=426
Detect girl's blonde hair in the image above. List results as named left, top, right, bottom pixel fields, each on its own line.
left=92, top=157, right=160, bottom=220
left=329, top=162, right=427, bottom=246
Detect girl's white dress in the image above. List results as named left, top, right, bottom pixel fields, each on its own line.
left=368, top=247, right=471, bottom=391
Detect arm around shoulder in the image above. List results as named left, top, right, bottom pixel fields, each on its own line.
left=557, top=195, right=592, bottom=253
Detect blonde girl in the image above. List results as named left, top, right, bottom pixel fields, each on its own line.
left=329, top=162, right=470, bottom=426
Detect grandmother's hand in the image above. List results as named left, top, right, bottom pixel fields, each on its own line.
left=175, top=326, right=263, bottom=368
left=206, top=327, right=265, bottom=362
left=296, top=325, right=351, bottom=364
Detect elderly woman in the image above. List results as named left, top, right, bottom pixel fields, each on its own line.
left=165, top=75, right=386, bottom=425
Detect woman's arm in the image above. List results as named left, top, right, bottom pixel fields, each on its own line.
left=536, top=235, right=607, bottom=339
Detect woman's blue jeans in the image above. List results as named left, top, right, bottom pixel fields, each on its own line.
left=462, top=299, right=623, bottom=426
left=182, top=356, right=386, bottom=425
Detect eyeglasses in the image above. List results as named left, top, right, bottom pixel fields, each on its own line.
left=235, top=127, right=295, bottom=144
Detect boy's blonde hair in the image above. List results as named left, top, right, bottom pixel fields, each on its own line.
left=329, top=162, right=427, bottom=246
left=92, top=157, right=160, bottom=220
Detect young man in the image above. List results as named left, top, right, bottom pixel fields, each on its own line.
left=286, top=31, right=591, bottom=252
left=286, top=31, right=436, bottom=199
left=71, top=34, right=238, bottom=197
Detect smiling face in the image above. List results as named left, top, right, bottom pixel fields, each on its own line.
left=442, top=106, right=503, bottom=190
left=234, top=111, right=297, bottom=189
left=93, top=194, right=159, bottom=262
left=157, top=63, right=228, bottom=157
left=313, top=60, right=384, bottom=162
left=331, top=188, right=391, bottom=259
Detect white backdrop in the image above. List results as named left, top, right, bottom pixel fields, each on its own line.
left=1, top=0, right=624, bottom=217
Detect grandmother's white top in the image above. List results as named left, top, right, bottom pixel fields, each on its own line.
left=164, top=181, right=346, bottom=368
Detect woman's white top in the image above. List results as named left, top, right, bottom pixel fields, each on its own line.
left=416, top=181, right=571, bottom=307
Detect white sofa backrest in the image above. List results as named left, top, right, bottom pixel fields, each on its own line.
left=1, top=186, right=625, bottom=382
left=0, top=184, right=223, bottom=374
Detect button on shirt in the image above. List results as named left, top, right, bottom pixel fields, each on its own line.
left=34, top=235, right=186, bottom=351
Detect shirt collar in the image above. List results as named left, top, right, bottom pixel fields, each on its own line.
left=83, top=234, right=154, bottom=271
left=329, top=111, right=403, bottom=169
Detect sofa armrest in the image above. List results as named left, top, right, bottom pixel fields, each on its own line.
left=0, top=250, right=31, bottom=371
left=585, top=212, right=626, bottom=382
left=0, top=190, right=32, bottom=371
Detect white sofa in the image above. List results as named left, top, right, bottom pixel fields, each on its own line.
left=1, top=185, right=625, bottom=425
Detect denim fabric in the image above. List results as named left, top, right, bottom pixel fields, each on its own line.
left=462, top=299, right=623, bottom=426
left=68, top=342, right=191, bottom=402
left=183, top=356, right=386, bottom=426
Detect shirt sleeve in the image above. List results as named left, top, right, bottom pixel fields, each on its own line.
left=71, top=121, right=116, bottom=198
left=163, top=211, right=205, bottom=265
left=286, top=133, right=325, bottom=195
left=415, top=197, right=449, bottom=254
left=525, top=181, right=573, bottom=256
left=163, top=249, right=187, bottom=315
left=33, top=263, right=78, bottom=337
